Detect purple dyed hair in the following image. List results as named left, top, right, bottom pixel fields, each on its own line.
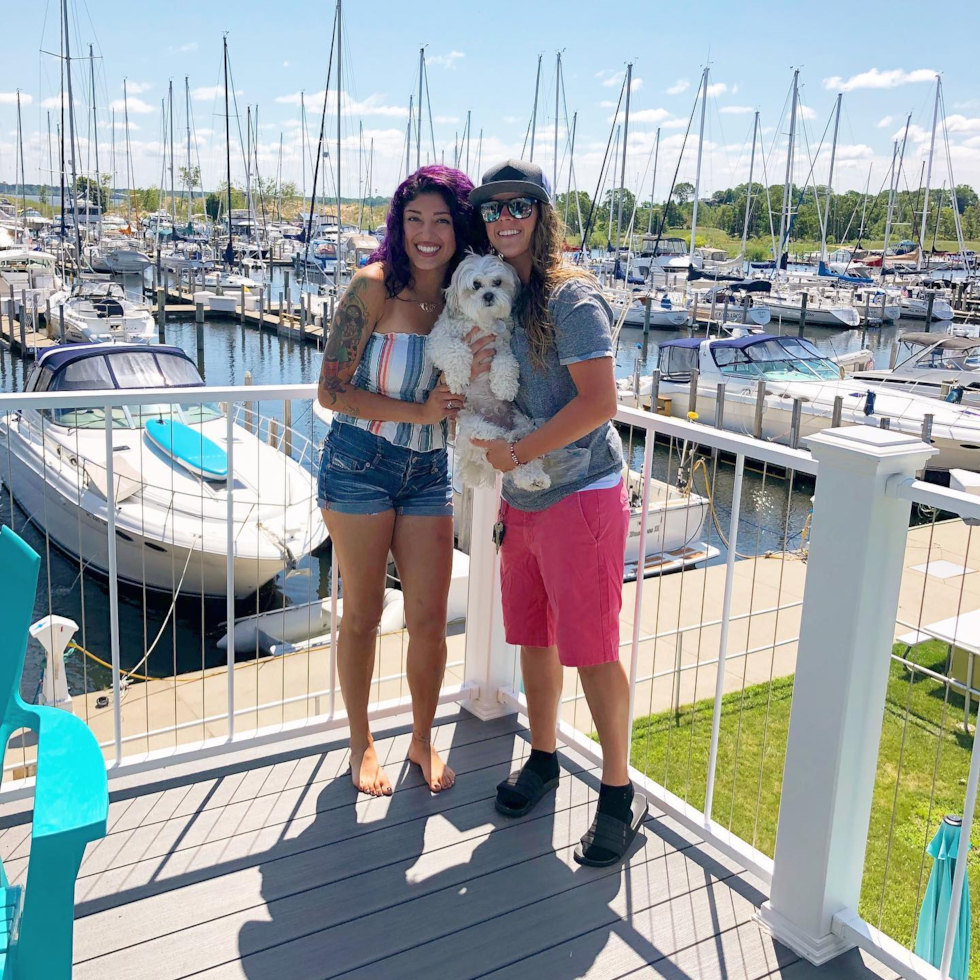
left=369, top=165, right=487, bottom=298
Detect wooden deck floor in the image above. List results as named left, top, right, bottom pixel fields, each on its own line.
left=0, top=708, right=898, bottom=980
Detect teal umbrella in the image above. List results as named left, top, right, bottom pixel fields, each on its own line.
left=915, top=816, right=971, bottom=980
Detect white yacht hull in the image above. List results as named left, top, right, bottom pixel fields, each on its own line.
left=0, top=416, right=327, bottom=598
left=766, top=300, right=861, bottom=327
left=900, top=297, right=954, bottom=321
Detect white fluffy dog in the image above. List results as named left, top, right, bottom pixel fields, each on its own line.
left=428, top=253, right=550, bottom=491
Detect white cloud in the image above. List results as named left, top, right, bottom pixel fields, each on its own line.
left=595, top=69, right=616, bottom=80
left=822, top=67, right=936, bottom=92
left=282, top=61, right=290, bottom=68
left=192, top=86, right=242, bottom=102
left=433, top=115, right=459, bottom=124
left=603, top=71, right=625, bottom=88
left=732, top=84, right=739, bottom=94
left=666, top=79, right=689, bottom=96
left=274, top=90, right=407, bottom=117
left=125, top=81, right=152, bottom=95
left=428, top=50, right=465, bottom=70
left=109, top=96, right=154, bottom=114
left=502, top=115, right=520, bottom=124
left=720, top=105, right=753, bottom=115
left=706, top=82, right=727, bottom=97
left=799, top=105, right=817, bottom=120
left=611, top=107, right=671, bottom=124
left=179, top=42, right=197, bottom=53
left=598, top=100, right=617, bottom=109
left=40, top=96, right=61, bottom=109
left=0, top=92, right=32, bottom=106
left=876, top=115, right=894, bottom=129
left=661, top=117, right=690, bottom=129
left=631, top=78, right=643, bottom=92
left=944, top=115, right=980, bottom=135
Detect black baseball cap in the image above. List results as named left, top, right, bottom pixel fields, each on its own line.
left=469, top=159, right=553, bottom=207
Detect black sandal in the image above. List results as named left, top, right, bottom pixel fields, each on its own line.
left=495, top=767, right=560, bottom=817
left=573, top=793, right=649, bottom=867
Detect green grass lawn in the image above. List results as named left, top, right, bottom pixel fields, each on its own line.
left=629, top=639, right=980, bottom=975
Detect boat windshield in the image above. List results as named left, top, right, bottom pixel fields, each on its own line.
left=911, top=347, right=980, bottom=372
left=42, top=351, right=221, bottom=429
left=711, top=337, right=842, bottom=382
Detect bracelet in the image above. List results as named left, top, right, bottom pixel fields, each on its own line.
left=508, top=443, right=522, bottom=467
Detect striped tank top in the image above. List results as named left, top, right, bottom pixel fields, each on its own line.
left=334, top=331, right=446, bottom=452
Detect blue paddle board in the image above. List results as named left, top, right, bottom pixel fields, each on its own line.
left=145, top=418, right=228, bottom=480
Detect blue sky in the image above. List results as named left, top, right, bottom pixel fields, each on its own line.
left=3, top=0, right=980, bottom=208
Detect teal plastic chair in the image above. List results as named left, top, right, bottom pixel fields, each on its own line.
left=0, top=526, right=108, bottom=979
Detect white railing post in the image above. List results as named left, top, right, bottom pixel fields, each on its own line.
left=758, top=426, right=936, bottom=964
left=460, top=480, right=519, bottom=720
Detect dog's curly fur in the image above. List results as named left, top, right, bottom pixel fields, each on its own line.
left=427, top=253, right=550, bottom=491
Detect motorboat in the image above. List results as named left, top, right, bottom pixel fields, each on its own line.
left=848, top=333, right=980, bottom=408
left=0, top=344, right=327, bottom=598
left=688, top=282, right=771, bottom=327
left=849, top=285, right=902, bottom=324
left=49, top=279, right=156, bottom=344
left=606, top=286, right=690, bottom=329
left=0, top=249, right=63, bottom=313
left=898, top=285, right=954, bottom=321
left=764, top=285, right=861, bottom=328
left=626, top=332, right=980, bottom=470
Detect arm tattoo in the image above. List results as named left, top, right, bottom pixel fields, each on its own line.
left=319, top=277, right=371, bottom=412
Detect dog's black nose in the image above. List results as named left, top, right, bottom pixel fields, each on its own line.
left=483, top=292, right=495, bottom=305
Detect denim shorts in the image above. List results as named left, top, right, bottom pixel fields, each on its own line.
left=317, top=422, right=453, bottom=517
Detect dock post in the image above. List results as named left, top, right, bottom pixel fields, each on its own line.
left=713, top=383, right=726, bottom=462
left=864, top=294, right=870, bottom=329
left=258, top=290, right=265, bottom=328
left=300, top=291, right=308, bottom=334
left=789, top=398, right=803, bottom=449
left=240, top=284, right=246, bottom=325
left=59, top=304, right=66, bottom=342
left=195, top=301, right=204, bottom=324
left=156, top=287, right=166, bottom=341
left=244, top=370, right=254, bottom=434
left=687, top=368, right=699, bottom=416
left=19, top=289, right=27, bottom=352
left=753, top=380, right=765, bottom=439
left=691, top=294, right=699, bottom=330
left=721, top=297, right=729, bottom=329
left=879, top=417, right=891, bottom=430
left=7, top=284, right=14, bottom=339
left=284, top=270, right=290, bottom=312
left=267, top=416, right=279, bottom=448
left=708, top=289, right=717, bottom=327
left=642, top=295, right=651, bottom=336
left=921, top=413, right=934, bottom=445
left=278, top=291, right=284, bottom=330
left=831, top=395, right=843, bottom=429
left=797, top=293, right=808, bottom=337
left=283, top=400, right=292, bottom=458
left=880, top=291, right=887, bottom=325
left=649, top=369, right=661, bottom=415
left=924, top=291, right=936, bottom=330
left=741, top=296, right=749, bottom=324
left=216, top=277, right=224, bottom=297
left=45, top=298, right=53, bottom=340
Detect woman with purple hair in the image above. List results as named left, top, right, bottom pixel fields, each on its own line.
left=316, top=166, right=490, bottom=797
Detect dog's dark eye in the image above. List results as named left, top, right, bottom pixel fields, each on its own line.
left=492, top=279, right=501, bottom=287
left=473, top=280, right=482, bottom=289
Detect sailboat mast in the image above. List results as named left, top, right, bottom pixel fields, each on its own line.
left=529, top=54, right=542, bottom=162
left=336, top=0, right=342, bottom=289
left=15, top=91, right=24, bottom=233
left=185, top=77, right=192, bottom=227
left=168, top=80, right=176, bottom=230
left=61, top=0, right=82, bottom=267
left=740, top=111, right=758, bottom=258
left=416, top=46, right=423, bottom=170
left=646, top=127, right=660, bottom=236
left=476, top=129, right=483, bottom=180
left=405, top=95, right=413, bottom=180
left=883, top=115, right=911, bottom=277
left=820, top=92, right=842, bottom=264
left=856, top=163, right=872, bottom=242
left=357, top=120, right=364, bottom=229
left=46, top=111, right=53, bottom=211
left=553, top=52, right=560, bottom=196
left=300, top=92, right=307, bottom=212
left=776, top=69, right=799, bottom=268
left=689, top=65, right=708, bottom=263
left=564, top=110, right=576, bottom=230
left=110, top=108, right=115, bottom=207
left=367, top=137, right=374, bottom=226
left=466, top=110, right=471, bottom=175
left=615, top=62, right=632, bottom=254
left=89, top=46, right=101, bottom=236
left=123, top=80, right=134, bottom=226
left=223, top=35, right=233, bottom=266
left=917, top=74, right=941, bottom=271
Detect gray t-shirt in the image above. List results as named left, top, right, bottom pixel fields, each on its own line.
left=503, top=278, right=623, bottom=512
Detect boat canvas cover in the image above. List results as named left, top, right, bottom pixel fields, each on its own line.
left=899, top=333, right=980, bottom=352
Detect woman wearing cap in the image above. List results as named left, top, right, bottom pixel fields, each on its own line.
left=471, top=159, right=647, bottom=866
left=316, top=165, right=490, bottom=797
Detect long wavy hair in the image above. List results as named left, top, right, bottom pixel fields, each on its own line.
left=520, top=202, right=597, bottom=369
left=370, top=165, right=486, bottom=298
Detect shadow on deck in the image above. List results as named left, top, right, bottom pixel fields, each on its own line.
left=0, top=708, right=898, bottom=979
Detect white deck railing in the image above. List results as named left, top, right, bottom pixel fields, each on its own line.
left=1, top=382, right=977, bottom=979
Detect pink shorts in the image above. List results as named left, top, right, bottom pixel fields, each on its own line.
left=499, top=480, right=629, bottom=667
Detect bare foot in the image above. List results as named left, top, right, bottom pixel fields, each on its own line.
left=349, top=742, right=393, bottom=797
left=408, top=732, right=455, bottom=792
